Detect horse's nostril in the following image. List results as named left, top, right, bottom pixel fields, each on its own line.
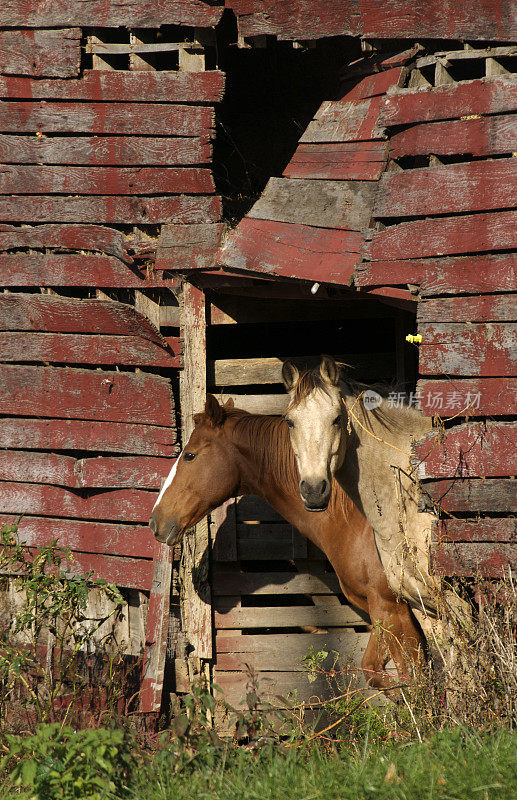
left=148, top=515, right=156, bottom=534
left=318, top=479, right=329, bottom=497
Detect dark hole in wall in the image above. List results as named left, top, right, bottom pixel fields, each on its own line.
left=213, top=10, right=361, bottom=223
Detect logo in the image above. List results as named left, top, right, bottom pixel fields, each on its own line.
left=363, top=389, right=382, bottom=410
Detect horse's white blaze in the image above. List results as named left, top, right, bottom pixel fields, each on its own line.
left=152, top=451, right=182, bottom=510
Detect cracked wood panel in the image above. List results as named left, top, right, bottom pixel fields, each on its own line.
left=0, top=166, right=215, bottom=195
left=417, top=377, right=517, bottom=416
left=220, top=218, right=362, bottom=284
left=0, top=365, right=174, bottom=425
left=0, top=418, right=178, bottom=457
left=248, top=177, right=376, bottom=231
left=418, top=322, right=517, bottom=376
left=0, top=28, right=81, bottom=77
left=284, top=141, right=387, bottom=181
left=156, top=223, right=222, bottom=270
left=228, top=0, right=515, bottom=41
left=423, top=478, right=517, bottom=513
left=0, top=451, right=172, bottom=490
left=379, top=77, right=517, bottom=127
left=0, top=196, right=221, bottom=224
left=300, top=96, right=384, bottom=143
left=0, top=135, right=211, bottom=166
left=367, top=210, right=517, bottom=261
left=0, top=71, right=224, bottom=102
left=389, top=114, right=517, bottom=158
left=1, top=514, right=155, bottom=558
left=418, top=295, right=517, bottom=323
left=432, top=543, right=516, bottom=577
left=413, top=422, right=517, bottom=478
left=0, top=0, right=223, bottom=27
left=0, top=482, right=156, bottom=523
left=0, top=332, right=180, bottom=368
left=436, top=518, right=516, bottom=543
left=355, top=253, right=516, bottom=294
left=375, top=159, right=517, bottom=218
left=0, top=225, right=137, bottom=262
left=0, top=294, right=164, bottom=339
left=0, top=253, right=176, bottom=288
left=0, top=102, right=214, bottom=136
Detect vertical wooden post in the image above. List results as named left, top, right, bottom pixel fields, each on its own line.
left=179, top=281, right=213, bottom=669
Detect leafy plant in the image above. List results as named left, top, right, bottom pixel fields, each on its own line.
left=1, top=722, right=137, bottom=799
left=0, top=521, right=127, bottom=729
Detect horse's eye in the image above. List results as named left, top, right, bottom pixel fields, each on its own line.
left=183, top=451, right=197, bottom=462
left=333, top=416, right=341, bottom=426
left=285, top=418, right=294, bottom=429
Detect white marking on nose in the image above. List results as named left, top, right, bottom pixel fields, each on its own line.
left=152, top=451, right=181, bottom=511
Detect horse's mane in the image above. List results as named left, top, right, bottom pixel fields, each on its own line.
left=226, top=407, right=352, bottom=519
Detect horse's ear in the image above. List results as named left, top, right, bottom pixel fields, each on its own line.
left=223, top=397, right=234, bottom=411
left=320, top=355, right=340, bottom=386
left=204, top=393, right=225, bottom=426
left=282, top=361, right=299, bottom=392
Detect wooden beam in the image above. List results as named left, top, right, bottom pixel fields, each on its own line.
left=0, top=28, right=81, bottom=77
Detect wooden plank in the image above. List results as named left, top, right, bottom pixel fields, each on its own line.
left=413, top=422, right=517, bottom=479
left=376, top=159, right=517, bottom=218
left=0, top=332, right=180, bottom=368
left=229, top=1, right=515, bottom=42
left=418, top=322, right=517, bottom=376
left=1, top=514, right=155, bottom=558
left=0, top=482, right=155, bottom=523
left=213, top=569, right=340, bottom=596
left=0, top=224, right=136, bottom=263
left=0, top=417, right=177, bottom=457
left=0, top=135, right=211, bottom=166
left=236, top=495, right=284, bottom=523
left=355, top=254, right=516, bottom=294
left=0, top=1, right=223, bottom=28
left=211, top=353, right=407, bottom=387
left=0, top=293, right=162, bottom=340
left=436, top=518, right=516, bottom=543
left=0, top=365, right=174, bottom=426
left=380, top=78, right=517, bottom=127
left=62, top=552, right=154, bottom=590
left=0, top=102, right=213, bottom=136
left=284, top=142, right=387, bottom=181
left=179, top=282, right=212, bottom=660
left=211, top=499, right=237, bottom=562
left=156, top=223, right=222, bottom=270
left=417, top=378, right=516, bottom=417
left=221, top=394, right=287, bottom=415
left=340, top=67, right=405, bottom=103
left=433, top=542, right=516, bottom=577
left=423, top=478, right=517, bottom=512
left=214, top=603, right=366, bottom=629
left=249, top=177, right=376, bottom=231
left=0, top=253, right=175, bottom=289
left=140, top=540, right=173, bottom=713
left=389, top=115, right=517, bottom=159
left=367, top=211, right=517, bottom=261
left=213, top=670, right=344, bottom=708
left=418, top=295, right=517, bottom=323
left=0, top=28, right=80, bottom=78
left=0, top=70, right=224, bottom=102
left=0, top=451, right=172, bottom=490
left=220, top=218, right=362, bottom=285
left=300, top=97, right=384, bottom=143
left=0, top=195, right=221, bottom=224
left=0, top=166, right=214, bottom=195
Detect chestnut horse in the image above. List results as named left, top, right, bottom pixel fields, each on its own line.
left=149, top=395, right=424, bottom=694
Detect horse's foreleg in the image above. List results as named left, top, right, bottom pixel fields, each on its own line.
left=361, top=630, right=394, bottom=696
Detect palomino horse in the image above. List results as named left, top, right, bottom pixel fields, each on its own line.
left=281, top=356, right=469, bottom=646
left=149, top=394, right=424, bottom=694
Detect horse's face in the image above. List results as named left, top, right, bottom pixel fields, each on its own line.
left=282, top=356, right=346, bottom=511
left=149, top=396, right=239, bottom=546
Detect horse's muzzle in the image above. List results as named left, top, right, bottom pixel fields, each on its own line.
left=148, top=513, right=181, bottom=546
left=300, top=478, right=331, bottom=511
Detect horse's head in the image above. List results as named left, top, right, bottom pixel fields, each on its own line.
left=149, top=395, right=238, bottom=545
left=282, top=355, right=346, bottom=512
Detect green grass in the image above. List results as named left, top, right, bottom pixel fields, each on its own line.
left=2, top=727, right=516, bottom=800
